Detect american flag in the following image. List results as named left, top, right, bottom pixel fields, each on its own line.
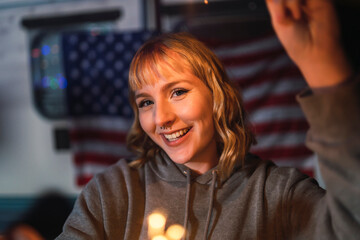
left=62, top=30, right=157, bottom=186
left=205, top=33, right=315, bottom=176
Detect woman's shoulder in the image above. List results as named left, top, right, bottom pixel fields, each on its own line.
left=87, top=158, right=146, bottom=190
left=242, top=153, right=324, bottom=197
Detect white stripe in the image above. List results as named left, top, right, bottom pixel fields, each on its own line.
left=71, top=117, right=133, bottom=132
left=75, top=163, right=115, bottom=176
left=72, top=141, right=132, bottom=157
left=249, top=106, right=305, bottom=124
left=242, top=77, right=305, bottom=102
left=213, top=36, right=281, bottom=58
left=251, top=132, right=307, bottom=150
left=226, top=54, right=292, bottom=79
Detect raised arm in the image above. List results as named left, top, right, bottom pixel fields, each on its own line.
left=265, top=0, right=353, bottom=87
left=265, top=1, right=360, bottom=239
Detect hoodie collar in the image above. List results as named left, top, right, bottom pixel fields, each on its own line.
left=148, top=151, right=245, bottom=185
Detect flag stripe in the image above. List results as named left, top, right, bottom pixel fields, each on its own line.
left=72, top=141, right=131, bottom=157
left=220, top=48, right=285, bottom=66
left=70, top=129, right=127, bottom=144
left=252, top=145, right=312, bottom=160
left=212, top=35, right=282, bottom=57
left=74, top=153, right=123, bottom=166
left=231, top=65, right=302, bottom=89
left=251, top=119, right=309, bottom=134
left=251, top=132, right=307, bottom=150
left=249, top=106, right=306, bottom=124
left=245, top=92, right=299, bottom=111
left=243, top=78, right=305, bottom=102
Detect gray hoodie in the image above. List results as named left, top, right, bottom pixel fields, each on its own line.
left=57, top=77, right=360, bottom=240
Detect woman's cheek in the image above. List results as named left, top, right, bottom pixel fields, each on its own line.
left=139, top=111, right=152, bottom=134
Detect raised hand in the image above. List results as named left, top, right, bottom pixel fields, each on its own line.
left=265, top=0, right=353, bottom=88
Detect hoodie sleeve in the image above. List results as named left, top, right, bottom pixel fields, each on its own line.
left=56, top=177, right=105, bottom=240
left=290, top=75, right=360, bottom=239
left=55, top=160, right=138, bottom=240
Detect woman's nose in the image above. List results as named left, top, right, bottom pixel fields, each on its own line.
left=154, top=101, right=175, bottom=128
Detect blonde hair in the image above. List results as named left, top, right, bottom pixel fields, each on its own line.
left=127, top=32, right=255, bottom=179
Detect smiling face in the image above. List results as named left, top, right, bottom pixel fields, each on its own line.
left=134, top=55, right=218, bottom=174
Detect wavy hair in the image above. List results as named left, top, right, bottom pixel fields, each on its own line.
left=127, top=32, right=255, bottom=179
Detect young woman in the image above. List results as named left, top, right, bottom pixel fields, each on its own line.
left=57, top=0, right=360, bottom=239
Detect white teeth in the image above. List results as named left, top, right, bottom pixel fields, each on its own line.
left=164, top=128, right=190, bottom=141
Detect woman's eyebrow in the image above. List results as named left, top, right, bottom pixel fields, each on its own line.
left=135, top=92, right=151, bottom=100
left=135, top=79, right=193, bottom=100
left=162, top=79, right=192, bottom=92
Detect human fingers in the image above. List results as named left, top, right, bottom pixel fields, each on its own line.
left=286, top=0, right=303, bottom=20
left=265, top=0, right=287, bottom=24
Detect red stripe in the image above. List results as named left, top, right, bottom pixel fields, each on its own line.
left=202, top=31, right=277, bottom=48
left=244, top=92, right=299, bottom=112
left=251, top=119, right=309, bottom=135
left=300, top=169, right=314, bottom=178
left=76, top=174, right=93, bottom=186
left=74, top=152, right=122, bottom=166
left=70, top=129, right=127, bottom=144
left=219, top=48, right=286, bottom=67
left=251, top=145, right=312, bottom=160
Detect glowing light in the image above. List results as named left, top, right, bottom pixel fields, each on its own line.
left=204, top=0, right=208, bottom=4
left=152, top=235, right=168, bottom=240
left=148, top=212, right=166, bottom=239
left=57, top=73, right=68, bottom=89
left=166, top=224, right=185, bottom=240
left=41, top=76, right=50, bottom=88
left=41, top=45, right=51, bottom=56
left=50, top=77, right=59, bottom=89
left=31, top=48, right=40, bottom=58
left=40, top=73, right=67, bottom=89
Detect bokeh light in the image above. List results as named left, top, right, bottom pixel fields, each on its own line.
left=148, top=212, right=166, bottom=239
left=166, top=224, right=185, bottom=240
left=152, top=235, right=168, bottom=240
left=41, top=45, right=51, bottom=56
left=31, top=48, right=40, bottom=58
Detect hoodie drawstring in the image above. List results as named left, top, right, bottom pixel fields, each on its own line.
left=183, top=169, right=191, bottom=240
left=182, top=169, right=218, bottom=240
left=202, top=170, right=217, bottom=240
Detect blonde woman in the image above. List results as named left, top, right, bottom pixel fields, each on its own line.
left=57, top=0, right=359, bottom=239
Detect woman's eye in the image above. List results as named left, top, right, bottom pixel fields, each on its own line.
left=172, top=89, right=188, bottom=97
left=138, top=100, right=153, bottom=108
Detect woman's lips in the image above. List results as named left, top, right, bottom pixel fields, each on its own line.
left=161, top=127, right=192, bottom=146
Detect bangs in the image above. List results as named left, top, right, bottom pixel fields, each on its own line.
left=129, top=43, right=191, bottom=92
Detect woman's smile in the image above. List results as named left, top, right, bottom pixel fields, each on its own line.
left=161, top=126, right=192, bottom=142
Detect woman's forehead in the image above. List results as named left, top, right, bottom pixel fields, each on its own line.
left=131, top=51, right=192, bottom=90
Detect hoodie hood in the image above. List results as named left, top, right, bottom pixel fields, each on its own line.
left=148, top=150, right=255, bottom=185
